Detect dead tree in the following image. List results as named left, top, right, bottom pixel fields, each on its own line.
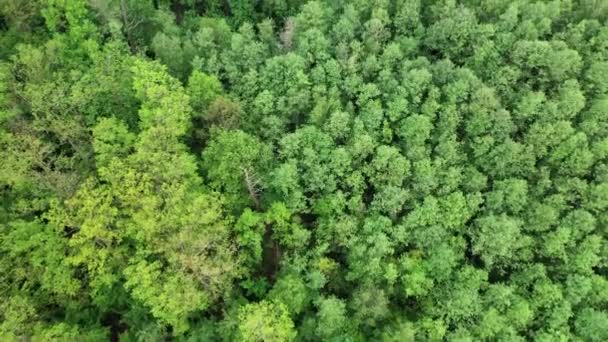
left=243, top=167, right=262, bottom=210
left=280, top=17, right=295, bottom=51
left=118, top=0, right=144, bottom=53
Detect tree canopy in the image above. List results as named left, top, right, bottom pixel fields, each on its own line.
left=1, top=0, right=607, bottom=340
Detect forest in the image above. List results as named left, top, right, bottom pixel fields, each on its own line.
left=0, top=0, right=607, bottom=340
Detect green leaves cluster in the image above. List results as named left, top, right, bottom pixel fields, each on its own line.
left=1, top=0, right=607, bottom=340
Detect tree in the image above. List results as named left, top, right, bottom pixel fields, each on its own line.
left=202, top=129, right=273, bottom=211
left=237, top=301, right=296, bottom=342
left=187, top=70, right=223, bottom=114
left=268, top=272, right=310, bottom=315
left=472, top=214, right=528, bottom=266
left=92, top=116, right=135, bottom=168
left=315, top=296, right=349, bottom=339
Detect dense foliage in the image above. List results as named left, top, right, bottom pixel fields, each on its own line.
left=1, top=0, right=608, bottom=340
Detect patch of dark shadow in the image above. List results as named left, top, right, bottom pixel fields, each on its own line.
left=488, top=265, right=514, bottom=284
left=363, top=184, right=375, bottom=206
left=402, top=297, right=421, bottom=320
left=63, top=226, right=79, bottom=239
left=259, top=225, right=281, bottom=283
left=101, top=311, right=128, bottom=342
left=299, top=212, right=317, bottom=229
left=463, top=234, right=484, bottom=269
left=170, top=0, right=187, bottom=24
left=145, top=49, right=155, bottom=59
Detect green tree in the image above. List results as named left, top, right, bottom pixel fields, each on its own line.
left=202, top=129, right=273, bottom=211
left=237, top=301, right=296, bottom=342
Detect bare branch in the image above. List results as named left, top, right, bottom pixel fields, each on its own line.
left=243, top=167, right=262, bottom=210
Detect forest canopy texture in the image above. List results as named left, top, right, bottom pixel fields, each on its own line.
left=1, top=0, right=608, bottom=340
